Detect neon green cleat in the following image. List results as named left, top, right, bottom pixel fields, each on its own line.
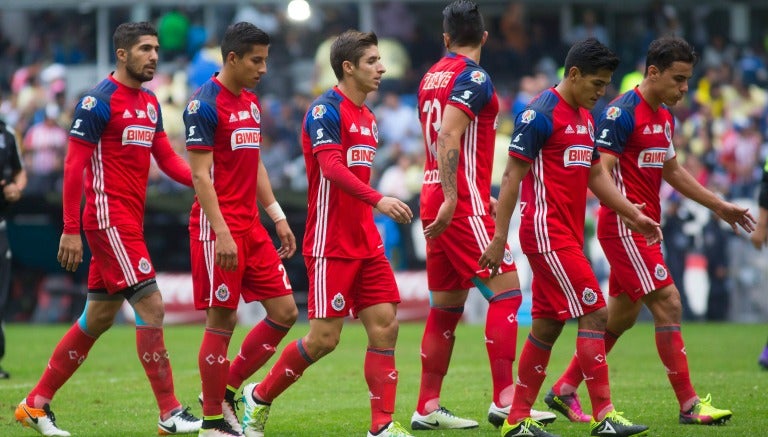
left=679, top=394, right=732, bottom=425
left=500, top=417, right=560, bottom=437
left=590, top=411, right=648, bottom=436
left=367, top=421, right=414, bottom=437
left=241, top=383, right=269, bottom=437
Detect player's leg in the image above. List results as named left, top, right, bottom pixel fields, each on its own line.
left=412, top=221, right=474, bottom=429
left=17, top=291, right=121, bottom=436
left=642, top=284, right=732, bottom=425
left=228, top=231, right=298, bottom=392
left=243, top=256, right=350, bottom=436
left=355, top=253, right=413, bottom=437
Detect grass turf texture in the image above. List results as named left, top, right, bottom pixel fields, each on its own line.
left=1, top=322, right=766, bottom=436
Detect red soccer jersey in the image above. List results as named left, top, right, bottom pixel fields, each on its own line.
left=302, top=87, right=383, bottom=259
left=68, top=75, right=168, bottom=230
left=509, top=88, right=599, bottom=254
left=184, top=76, right=263, bottom=240
left=418, top=52, right=498, bottom=220
left=595, top=88, right=675, bottom=239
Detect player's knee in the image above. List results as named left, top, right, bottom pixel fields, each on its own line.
left=652, top=289, right=682, bottom=323
left=306, top=331, right=341, bottom=357
left=87, top=311, right=116, bottom=335
left=272, top=303, right=299, bottom=327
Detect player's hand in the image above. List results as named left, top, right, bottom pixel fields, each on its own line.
left=621, top=210, right=663, bottom=246
left=478, top=237, right=505, bottom=277
left=717, top=202, right=756, bottom=234
left=215, top=231, right=238, bottom=271
left=424, top=199, right=456, bottom=239
left=1, top=180, right=21, bottom=203
left=275, top=220, right=296, bottom=259
left=58, top=233, right=83, bottom=272
left=489, top=196, right=498, bottom=220
left=375, top=196, right=413, bottom=225
left=750, top=226, right=767, bottom=249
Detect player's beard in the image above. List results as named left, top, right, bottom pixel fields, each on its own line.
left=126, top=54, right=155, bottom=83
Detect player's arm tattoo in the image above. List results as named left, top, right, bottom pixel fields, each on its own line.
left=439, top=143, right=459, bottom=201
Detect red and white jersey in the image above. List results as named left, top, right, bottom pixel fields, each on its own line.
left=509, top=88, right=599, bottom=254
left=595, top=88, right=676, bottom=239
left=302, top=87, right=383, bottom=259
left=418, top=52, right=498, bottom=220
left=184, top=76, right=264, bottom=240
left=68, top=74, right=167, bottom=230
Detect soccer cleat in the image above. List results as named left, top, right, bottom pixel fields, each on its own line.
left=411, top=406, right=478, bottom=430
left=590, top=411, right=649, bottom=436
left=158, top=406, right=202, bottom=435
left=199, top=391, right=243, bottom=434
left=14, top=400, right=71, bottom=436
left=367, top=421, right=414, bottom=437
left=500, top=417, right=560, bottom=437
left=679, top=394, right=733, bottom=425
left=487, top=402, right=557, bottom=428
left=543, top=389, right=591, bottom=423
left=759, top=347, right=768, bottom=370
left=241, top=383, right=270, bottom=437
left=198, top=420, right=243, bottom=437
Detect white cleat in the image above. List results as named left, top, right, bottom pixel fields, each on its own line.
left=14, top=401, right=71, bottom=437
left=411, top=406, right=479, bottom=430
left=199, top=391, right=243, bottom=434
left=158, top=406, right=202, bottom=435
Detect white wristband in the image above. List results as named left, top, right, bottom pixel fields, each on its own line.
left=265, top=201, right=286, bottom=223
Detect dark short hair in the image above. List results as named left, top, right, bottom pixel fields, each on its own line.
left=113, top=22, right=157, bottom=51
left=645, top=37, right=698, bottom=74
left=564, top=38, right=619, bottom=77
left=220, top=22, right=270, bottom=60
left=442, top=0, right=484, bottom=47
left=330, top=30, right=379, bottom=81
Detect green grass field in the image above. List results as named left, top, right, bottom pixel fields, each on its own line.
left=1, top=321, right=767, bottom=436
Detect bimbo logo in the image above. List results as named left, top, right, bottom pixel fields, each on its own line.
left=637, top=147, right=667, bottom=168
left=122, top=125, right=155, bottom=147
left=347, top=145, right=376, bottom=167
left=563, top=145, right=592, bottom=168
left=230, top=128, right=261, bottom=150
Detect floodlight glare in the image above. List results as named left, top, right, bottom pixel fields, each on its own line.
left=287, top=0, right=311, bottom=22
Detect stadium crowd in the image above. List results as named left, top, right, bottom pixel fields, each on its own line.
left=2, top=1, right=768, bottom=324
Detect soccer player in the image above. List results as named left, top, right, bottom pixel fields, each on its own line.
left=479, top=38, right=660, bottom=437
left=0, top=117, right=26, bottom=380
left=411, top=0, right=555, bottom=430
left=239, top=30, right=415, bottom=437
left=750, top=160, right=768, bottom=370
left=545, top=36, right=747, bottom=427
left=15, top=22, right=201, bottom=436
left=184, top=22, right=299, bottom=437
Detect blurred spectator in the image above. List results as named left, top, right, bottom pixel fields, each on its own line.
left=373, top=91, right=421, bottom=160
left=234, top=3, right=279, bottom=35
left=22, top=103, right=67, bottom=195
left=374, top=1, right=416, bottom=41
left=661, top=195, right=696, bottom=320
left=719, top=117, right=762, bottom=198
left=158, top=9, right=189, bottom=59
left=565, top=9, right=610, bottom=48
left=187, top=39, right=222, bottom=91
left=702, top=208, right=731, bottom=321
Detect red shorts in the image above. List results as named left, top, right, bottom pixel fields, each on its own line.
left=85, top=225, right=156, bottom=293
left=599, top=236, right=673, bottom=302
left=424, top=215, right=516, bottom=291
left=526, top=246, right=605, bottom=321
left=305, top=252, right=400, bottom=319
left=190, top=224, right=292, bottom=310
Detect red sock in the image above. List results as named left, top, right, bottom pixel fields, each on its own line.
left=199, top=328, right=232, bottom=418
left=256, top=339, right=314, bottom=403
left=227, top=318, right=291, bottom=390
left=509, top=333, right=552, bottom=424
left=28, top=323, right=97, bottom=408
left=416, top=306, right=462, bottom=414
left=553, top=329, right=619, bottom=396
left=137, top=326, right=180, bottom=418
left=655, top=325, right=696, bottom=410
left=577, top=330, right=612, bottom=420
left=486, top=290, right=522, bottom=407
left=365, top=347, right=398, bottom=433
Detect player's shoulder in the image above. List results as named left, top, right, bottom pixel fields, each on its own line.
left=526, top=88, right=559, bottom=117
left=307, top=89, right=342, bottom=118
left=605, top=90, right=641, bottom=114
left=81, top=78, right=118, bottom=105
